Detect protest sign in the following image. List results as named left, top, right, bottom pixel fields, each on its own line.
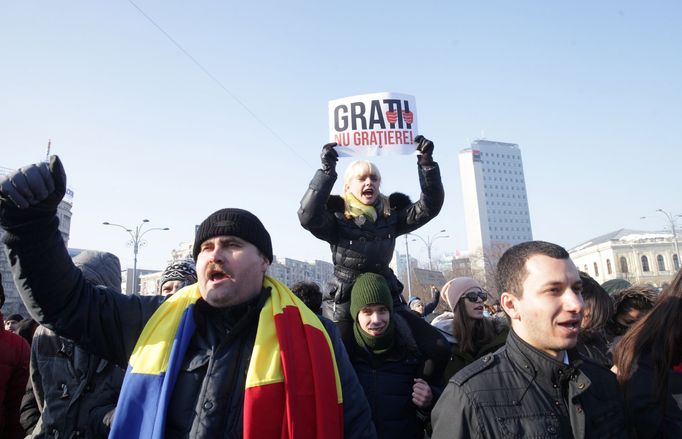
left=328, top=92, right=418, bottom=157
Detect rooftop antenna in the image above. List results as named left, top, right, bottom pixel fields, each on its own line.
left=45, top=139, right=52, bottom=161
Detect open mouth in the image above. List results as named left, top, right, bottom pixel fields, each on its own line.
left=362, top=188, right=375, bottom=197
left=474, top=305, right=484, bottom=312
left=557, top=320, right=580, bottom=333
left=207, top=266, right=231, bottom=282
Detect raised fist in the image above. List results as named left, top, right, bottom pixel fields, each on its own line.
left=0, top=155, right=67, bottom=225
left=320, top=142, right=339, bottom=174
left=414, top=135, right=435, bottom=166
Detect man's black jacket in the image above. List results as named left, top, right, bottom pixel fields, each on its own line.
left=432, top=330, right=631, bottom=438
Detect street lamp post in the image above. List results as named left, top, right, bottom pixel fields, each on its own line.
left=408, top=229, right=449, bottom=270
left=102, top=219, right=169, bottom=294
left=655, top=209, right=681, bottom=267
left=404, top=234, right=412, bottom=297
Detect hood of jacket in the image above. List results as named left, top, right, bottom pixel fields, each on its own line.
left=72, top=250, right=122, bottom=293
left=431, top=312, right=457, bottom=344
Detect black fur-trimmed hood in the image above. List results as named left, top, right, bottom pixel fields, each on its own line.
left=326, top=192, right=412, bottom=213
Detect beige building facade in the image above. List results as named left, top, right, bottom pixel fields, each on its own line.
left=569, top=229, right=680, bottom=287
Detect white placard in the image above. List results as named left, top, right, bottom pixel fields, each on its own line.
left=328, top=92, right=418, bottom=157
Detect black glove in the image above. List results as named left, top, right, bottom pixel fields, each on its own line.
left=0, top=155, right=67, bottom=227
left=415, top=135, right=435, bottom=167
left=320, top=142, right=339, bottom=175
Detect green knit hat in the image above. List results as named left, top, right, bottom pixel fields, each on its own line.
left=350, top=273, right=393, bottom=320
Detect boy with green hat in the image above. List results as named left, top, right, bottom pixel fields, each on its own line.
left=349, top=273, right=438, bottom=439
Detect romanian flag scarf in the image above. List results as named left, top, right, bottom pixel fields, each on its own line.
left=109, top=276, right=344, bottom=439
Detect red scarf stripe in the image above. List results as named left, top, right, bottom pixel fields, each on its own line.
left=243, top=383, right=286, bottom=437
left=272, top=306, right=343, bottom=439
left=302, top=324, right=344, bottom=436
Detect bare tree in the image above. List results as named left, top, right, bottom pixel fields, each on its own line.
left=468, top=242, right=512, bottom=301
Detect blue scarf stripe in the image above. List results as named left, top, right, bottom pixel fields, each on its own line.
left=110, top=369, right=166, bottom=437
left=152, top=306, right=197, bottom=435
left=110, top=305, right=196, bottom=439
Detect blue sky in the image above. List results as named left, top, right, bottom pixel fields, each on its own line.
left=2, top=1, right=680, bottom=272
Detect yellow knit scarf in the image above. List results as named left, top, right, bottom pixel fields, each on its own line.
left=343, top=192, right=378, bottom=222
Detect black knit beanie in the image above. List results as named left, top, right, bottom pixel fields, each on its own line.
left=350, top=273, right=393, bottom=320
left=192, top=208, right=273, bottom=263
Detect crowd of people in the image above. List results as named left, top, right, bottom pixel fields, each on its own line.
left=0, top=139, right=680, bottom=438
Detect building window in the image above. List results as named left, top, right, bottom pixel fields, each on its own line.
left=621, top=256, right=629, bottom=273
left=593, top=262, right=599, bottom=277
left=657, top=255, right=666, bottom=271
left=674, top=254, right=680, bottom=270
left=641, top=255, right=650, bottom=272
left=606, top=259, right=612, bottom=275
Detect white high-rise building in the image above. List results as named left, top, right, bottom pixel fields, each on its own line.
left=458, top=140, right=532, bottom=263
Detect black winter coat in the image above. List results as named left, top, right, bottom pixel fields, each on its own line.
left=298, top=163, right=444, bottom=322
left=24, top=326, right=125, bottom=439
left=623, top=354, right=682, bottom=438
left=431, top=330, right=631, bottom=438
left=22, top=250, right=125, bottom=439
left=349, top=315, right=431, bottom=439
left=575, top=332, right=612, bottom=368
left=2, top=214, right=377, bottom=439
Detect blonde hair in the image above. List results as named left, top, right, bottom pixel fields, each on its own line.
left=343, top=160, right=381, bottom=186
left=342, top=160, right=390, bottom=218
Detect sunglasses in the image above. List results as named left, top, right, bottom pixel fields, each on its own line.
left=461, top=291, right=488, bottom=303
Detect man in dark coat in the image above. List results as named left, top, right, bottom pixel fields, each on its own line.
left=408, top=285, right=441, bottom=318
left=347, top=273, right=435, bottom=439
left=22, top=250, right=125, bottom=438
left=431, top=241, right=631, bottom=438
left=0, top=156, right=376, bottom=439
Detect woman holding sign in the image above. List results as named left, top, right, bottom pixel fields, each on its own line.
left=298, top=136, right=448, bottom=371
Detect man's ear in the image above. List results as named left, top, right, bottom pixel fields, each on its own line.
left=259, top=256, right=269, bottom=273
left=500, top=292, right=520, bottom=320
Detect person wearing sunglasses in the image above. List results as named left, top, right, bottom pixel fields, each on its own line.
left=435, top=277, right=508, bottom=384
left=432, top=241, right=631, bottom=439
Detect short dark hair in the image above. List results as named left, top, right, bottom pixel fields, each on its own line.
left=291, top=281, right=323, bottom=314
left=496, top=241, right=570, bottom=297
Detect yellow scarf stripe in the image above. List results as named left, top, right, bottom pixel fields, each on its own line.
left=128, top=284, right=201, bottom=374
left=246, top=276, right=343, bottom=403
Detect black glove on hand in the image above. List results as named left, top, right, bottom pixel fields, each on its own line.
left=415, top=135, right=435, bottom=167
left=0, top=155, right=67, bottom=227
left=320, top=142, right=339, bottom=175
